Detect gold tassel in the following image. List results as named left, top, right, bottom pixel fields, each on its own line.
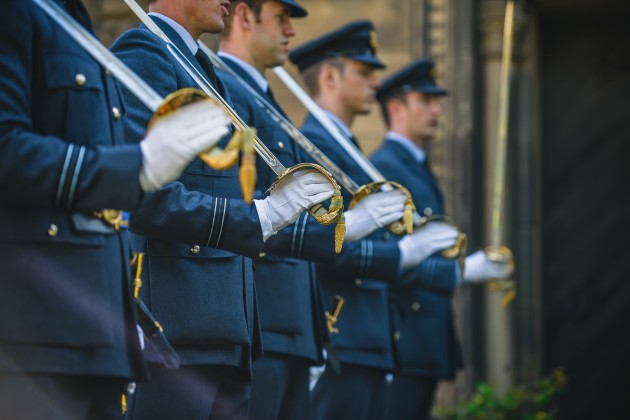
left=403, top=202, right=414, bottom=234
left=121, top=393, right=127, bottom=414
left=334, top=215, right=346, bottom=254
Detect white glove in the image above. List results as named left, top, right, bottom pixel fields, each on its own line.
left=344, top=190, right=407, bottom=242
left=398, top=221, right=459, bottom=270
left=139, top=100, right=231, bottom=192
left=254, top=170, right=336, bottom=241
left=463, top=250, right=513, bottom=283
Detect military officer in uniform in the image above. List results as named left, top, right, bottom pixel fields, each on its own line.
left=111, top=0, right=336, bottom=418
left=0, top=0, right=231, bottom=418
left=217, top=3, right=408, bottom=419
left=372, top=59, right=514, bottom=419
left=288, top=22, right=462, bottom=419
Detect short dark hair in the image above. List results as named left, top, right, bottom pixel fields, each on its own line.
left=221, top=0, right=266, bottom=39
left=380, top=92, right=409, bottom=127
left=300, top=57, right=345, bottom=96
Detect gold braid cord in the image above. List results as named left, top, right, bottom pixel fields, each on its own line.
left=267, top=163, right=345, bottom=253
left=485, top=245, right=516, bottom=308
left=348, top=181, right=416, bottom=235
left=148, top=88, right=256, bottom=203
left=325, top=295, right=345, bottom=335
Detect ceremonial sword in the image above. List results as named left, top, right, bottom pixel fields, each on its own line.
left=272, top=67, right=467, bottom=252
left=193, top=43, right=417, bottom=235
left=487, top=0, right=517, bottom=307
left=121, top=0, right=346, bottom=250
left=273, top=66, right=443, bottom=228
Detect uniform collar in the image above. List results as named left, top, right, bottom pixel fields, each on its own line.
left=385, top=131, right=426, bottom=164
left=149, top=12, right=198, bottom=56
left=322, top=110, right=353, bottom=139
left=217, top=52, right=269, bottom=92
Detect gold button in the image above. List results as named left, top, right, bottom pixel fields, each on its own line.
left=105, top=68, right=112, bottom=77
left=354, top=278, right=362, bottom=287
left=411, top=302, right=421, bottom=312
left=75, top=73, right=86, bottom=86
left=112, top=107, right=121, bottom=120
left=393, top=330, right=401, bottom=341
left=277, top=141, right=284, bottom=149
left=424, top=207, right=433, bottom=216
left=190, top=245, right=201, bottom=254
left=47, top=224, right=59, bottom=237
left=258, top=252, right=266, bottom=258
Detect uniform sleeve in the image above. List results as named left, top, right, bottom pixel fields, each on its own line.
left=396, top=254, right=459, bottom=294
left=0, top=1, right=143, bottom=211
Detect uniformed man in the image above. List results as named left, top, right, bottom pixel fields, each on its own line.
left=288, top=21, right=462, bottom=419
left=0, top=0, right=231, bottom=418
left=110, top=0, right=336, bottom=419
left=216, top=3, right=408, bottom=419
left=372, top=59, right=513, bottom=420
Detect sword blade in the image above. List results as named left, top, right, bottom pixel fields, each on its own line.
left=490, top=0, right=516, bottom=249
left=33, top=0, right=163, bottom=112
left=273, top=66, right=425, bottom=223
left=122, top=0, right=287, bottom=176
left=273, top=67, right=387, bottom=183
left=197, top=43, right=359, bottom=194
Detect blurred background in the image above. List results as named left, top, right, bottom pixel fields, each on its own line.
left=85, top=0, right=630, bottom=417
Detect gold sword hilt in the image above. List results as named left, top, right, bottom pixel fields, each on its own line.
left=348, top=181, right=417, bottom=236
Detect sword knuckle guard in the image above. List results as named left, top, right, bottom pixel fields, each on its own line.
left=268, top=163, right=345, bottom=253
left=349, top=181, right=417, bottom=236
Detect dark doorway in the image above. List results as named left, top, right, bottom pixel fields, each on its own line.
left=539, top=2, right=630, bottom=418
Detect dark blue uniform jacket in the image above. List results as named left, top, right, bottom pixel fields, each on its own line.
left=371, top=137, right=464, bottom=378
left=111, top=17, right=265, bottom=369
left=218, top=55, right=338, bottom=363
left=0, top=0, right=145, bottom=380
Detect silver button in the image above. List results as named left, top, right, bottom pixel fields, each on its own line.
left=354, top=278, right=362, bottom=287
left=383, top=232, right=390, bottom=239
left=277, top=141, right=284, bottom=149
left=411, top=302, right=421, bottom=312
left=190, top=245, right=201, bottom=254
left=47, top=224, right=59, bottom=237
left=424, top=207, right=433, bottom=216
left=112, top=107, right=121, bottom=120
left=393, top=330, right=401, bottom=341
left=75, top=73, right=86, bottom=86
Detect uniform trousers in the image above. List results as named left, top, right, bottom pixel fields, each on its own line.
left=249, top=352, right=310, bottom=420
left=310, top=363, right=387, bottom=420
left=383, top=374, right=438, bottom=420
left=0, top=372, right=122, bottom=420
left=127, top=363, right=249, bottom=420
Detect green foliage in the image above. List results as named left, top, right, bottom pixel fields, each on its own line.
left=435, top=368, right=567, bottom=420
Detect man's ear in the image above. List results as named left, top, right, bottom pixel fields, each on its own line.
left=234, top=2, right=252, bottom=29
left=319, top=62, right=342, bottom=91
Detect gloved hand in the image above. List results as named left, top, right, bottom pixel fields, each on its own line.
left=398, top=221, right=459, bottom=270
left=254, top=170, right=336, bottom=241
left=463, top=250, right=514, bottom=283
left=139, top=100, right=231, bottom=192
left=344, top=190, right=407, bottom=242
